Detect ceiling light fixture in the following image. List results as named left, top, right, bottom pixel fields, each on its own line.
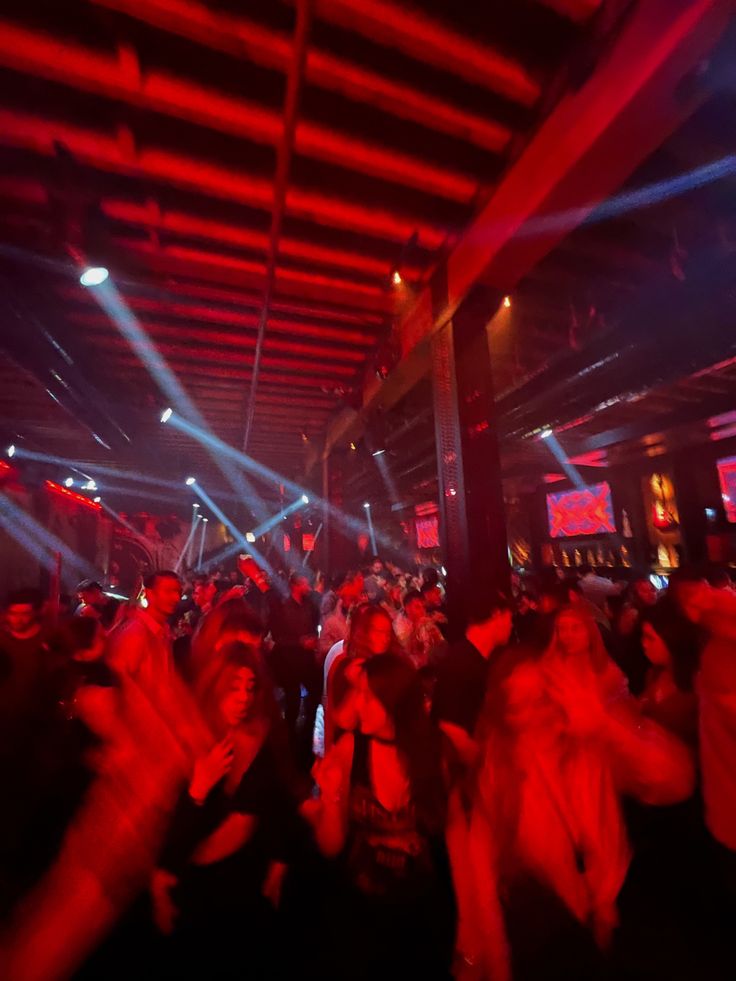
left=79, top=267, right=109, bottom=287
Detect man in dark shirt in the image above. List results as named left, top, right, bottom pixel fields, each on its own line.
left=432, top=589, right=513, bottom=763
left=269, top=572, right=320, bottom=762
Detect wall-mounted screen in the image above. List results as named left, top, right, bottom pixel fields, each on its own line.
left=547, top=482, right=616, bottom=538
left=717, top=456, right=736, bottom=523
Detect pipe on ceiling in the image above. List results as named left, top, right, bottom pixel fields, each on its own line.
left=243, top=0, right=314, bottom=454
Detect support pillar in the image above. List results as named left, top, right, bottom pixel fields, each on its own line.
left=672, top=453, right=708, bottom=566
left=431, top=285, right=510, bottom=629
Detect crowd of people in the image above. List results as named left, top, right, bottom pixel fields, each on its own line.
left=1, top=553, right=736, bottom=980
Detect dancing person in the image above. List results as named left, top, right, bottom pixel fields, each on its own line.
left=675, top=576, right=736, bottom=929
left=151, top=642, right=298, bottom=979
left=107, top=570, right=182, bottom=689
left=310, top=654, right=458, bottom=981
left=319, top=572, right=365, bottom=657
left=464, top=605, right=694, bottom=981
left=269, top=572, right=320, bottom=762
left=433, top=590, right=513, bottom=763
left=637, top=605, right=697, bottom=741
left=321, top=604, right=398, bottom=754
left=74, top=580, right=117, bottom=628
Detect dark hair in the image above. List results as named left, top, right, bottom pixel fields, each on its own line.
left=346, top=604, right=401, bottom=660
left=464, top=588, right=511, bottom=626
left=403, top=589, right=424, bottom=608
left=422, top=567, right=440, bottom=588
left=190, top=598, right=265, bottom=680
left=194, top=640, right=275, bottom=735
left=640, top=605, right=698, bottom=692
left=363, top=654, right=448, bottom=833
left=48, top=616, right=100, bottom=659
left=6, top=588, right=43, bottom=610
left=76, top=579, right=103, bottom=594
left=706, top=564, right=733, bottom=589
left=144, top=570, right=181, bottom=590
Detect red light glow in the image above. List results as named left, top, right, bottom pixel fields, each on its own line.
left=45, top=480, right=102, bottom=511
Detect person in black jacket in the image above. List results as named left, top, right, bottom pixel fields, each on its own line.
left=151, top=642, right=300, bottom=980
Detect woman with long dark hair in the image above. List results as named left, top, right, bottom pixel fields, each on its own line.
left=464, top=606, right=694, bottom=981
left=310, top=653, right=457, bottom=981
left=151, top=641, right=298, bottom=979
left=322, top=603, right=399, bottom=753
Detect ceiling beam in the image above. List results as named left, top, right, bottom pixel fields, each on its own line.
left=66, top=301, right=377, bottom=347
left=0, top=21, right=480, bottom=204
left=93, top=334, right=357, bottom=377
left=90, top=0, right=517, bottom=146
left=110, top=355, right=350, bottom=389
left=321, top=0, right=734, bottom=461
left=310, top=0, right=540, bottom=104
left=57, top=280, right=386, bottom=327
left=70, top=314, right=370, bottom=361
left=107, top=238, right=393, bottom=313
left=0, top=107, right=448, bottom=249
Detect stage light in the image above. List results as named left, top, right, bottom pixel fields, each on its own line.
left=302, top=494, right=309, bottom=504
left=246, top=532, right=256, bottom=542
left=202, top=517, right=208, bottom=523
left=350, top=442, right=357, bottom=451
left=80, top=266, right=109, bottom=287
left=82, top=480, right=97, bottom=491
left=503, top=295, right=511, bottom=309
left=93, top=496, right=101, bottom=503
left=7, top=445, right=15, bottom=458
left=540, top=428, right=553, bottom=440
left=363, top=502, right=370, bottom=509
left=392, top=270, right=402, bottom=286
left=64, top=477, right=74, bottom=488
left=185, top=476, right=196, bottom=486
left=372, top=448, right=386, bottom=457
left=192, top=503, right=200, bottom=509
left=161, top=407, right=173, bottom=423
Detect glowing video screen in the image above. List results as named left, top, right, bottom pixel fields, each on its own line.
left=547, top=482, right=616, bottom=538
left=717, top=456, right=736, bottom=523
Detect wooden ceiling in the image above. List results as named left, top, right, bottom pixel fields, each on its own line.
left=0, top=0, right=601, bottom=496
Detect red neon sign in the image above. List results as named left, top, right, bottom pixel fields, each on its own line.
left=45, top=480, right=102, bottom=512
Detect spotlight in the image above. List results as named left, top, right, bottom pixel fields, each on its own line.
left=540, top=428, right=554, bottom=440
left=185, top=476, right=196, bottom=486
left=64, top=477, right=74, bottom=488
left=160, top=407, right=173, bottom=423
left=82, top=480, right=97, bottom=491
left=371, top=448, right=386, bottom=457
left=246, top=532, right=256, bottom=543
left=349, top=442, right=357, bottom=451
left=192, top=503, right=200, bottom=509
left=202, top=517, right=208, bottom=523
left=392, top=269, right=402, bottom=286
left=80, top=266, right=109, bottom=287
left=93, top=496, right=101, bottom=503
left=301, top=494, right=309, bottom=504
left=7, top=444, right=15, bottom=458
left=503, top=295, right=511, bottom=309
left=363, top=502, right=370, bottom=509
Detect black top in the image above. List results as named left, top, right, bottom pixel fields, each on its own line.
left=344, top=732, right=439, bottom=902
left=432, top=637, right=490, bottom=736
left=160, top=738, right=298, bottom=878
left=269, top=596, right=319, bottom=649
